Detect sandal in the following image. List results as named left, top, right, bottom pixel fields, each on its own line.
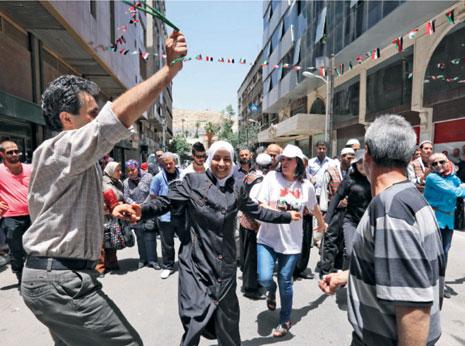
left=266, top=292, right=276, bottom=311
left=272, top=321, right=292, bottom=337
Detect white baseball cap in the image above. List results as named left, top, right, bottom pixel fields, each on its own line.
left=346, top=138, right=360, bottom=146
left=277, top=144, right=305, bottom=162
left=340, top=147, right=355, bottom=156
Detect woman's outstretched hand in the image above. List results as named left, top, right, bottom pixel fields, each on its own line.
left=112, top=204, right=141, bottom=223
left=288, top=211, right=302, bottom=221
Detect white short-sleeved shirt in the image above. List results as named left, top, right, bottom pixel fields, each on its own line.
left=256, top=171, right=317, bottom=254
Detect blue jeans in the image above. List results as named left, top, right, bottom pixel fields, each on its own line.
left=257, top=243, right=299, bottom=324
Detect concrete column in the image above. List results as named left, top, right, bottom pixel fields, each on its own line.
left=418, top=107, right=434, bottom=142
left=358, top=68, right=367, bottom=125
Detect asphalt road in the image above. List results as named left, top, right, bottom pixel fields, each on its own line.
left=1, top=232, right=465, bottom=345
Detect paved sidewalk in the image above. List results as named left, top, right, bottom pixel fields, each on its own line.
left=1, top=232, right=464, bottom=345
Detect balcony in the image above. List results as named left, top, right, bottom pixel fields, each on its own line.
left=257, top=113, right=325, bottom=143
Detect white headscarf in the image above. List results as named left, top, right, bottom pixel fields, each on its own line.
left=104, top=161, right=121, bottom=179
left=206, top=140, right=236, bottom=187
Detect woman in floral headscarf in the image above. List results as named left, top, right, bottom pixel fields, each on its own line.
left=123, top=159, right=158, bottom=269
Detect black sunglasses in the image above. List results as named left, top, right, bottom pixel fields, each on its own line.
left=431, top=160, right=446, bottom=167
left=5, top=149, right=20, bottom=156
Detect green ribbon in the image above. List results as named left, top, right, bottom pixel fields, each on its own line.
left=122, top=0, right=180, bottom=31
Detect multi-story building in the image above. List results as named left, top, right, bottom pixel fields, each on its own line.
left=255, top=0, right=465, bottom=156
left=0, top=0, right=170, bottom=165
left=237, top=48, right=268, bottom=148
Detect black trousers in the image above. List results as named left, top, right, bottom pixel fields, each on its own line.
left=318, top=209, right=345, bottom=276
left=0, top=215, right=30, bottom=280
left=293, top=214, right=313, bottom=276
left=159, top=220, right=181, bottom=270
left=239, top=225, right=260, bottom=293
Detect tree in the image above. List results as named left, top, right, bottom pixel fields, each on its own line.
left=194, top=121, right=200, bottom=138
left=168, top=134, right=191, bottom=160
left=218, top=104, right=238, bottom=146
left=204, top=121, right=219, bottom=148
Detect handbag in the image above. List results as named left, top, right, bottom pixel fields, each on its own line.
left=121, top=224, right=135, bottom=247
left=104, top=218, right=127, bottom=250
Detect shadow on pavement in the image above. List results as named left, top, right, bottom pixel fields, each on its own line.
left=445, top=276, right=465, bottom=285
left=111, top=258, right=140, bottom=275
left=1, top=283, right=19, bottom=290
left=241, top=294, right=328, bottom=345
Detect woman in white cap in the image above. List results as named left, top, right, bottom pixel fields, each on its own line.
left=256, top=144, right=326, bottom=337
left=138, top=141, right=300, bottom=346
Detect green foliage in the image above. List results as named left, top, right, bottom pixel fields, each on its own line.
left=168, top=134, right=191, bottom=159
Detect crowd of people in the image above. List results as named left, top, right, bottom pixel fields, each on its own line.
left=0, top=30, right=465, bottom=346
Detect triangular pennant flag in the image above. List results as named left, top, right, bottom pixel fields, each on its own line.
left=365, top=51, right=371, bottom=58
left=319, top=67, right=326, bottom=77
left=140, top=52, right=149, bottom=61
left=119, top=48, right=129, bottom=55
left=239, top=58, right=247, bottom=64
left=262, top=60, right=268, bottom=66
left=392, top=37, right=403, bottom=53
left=129, top=18, right=140, bottom=24
left=195, top=54, right=202, bottom=60
left=283, top=63, right=289, bottom=68
left=426, top=20, right=435, bottom=35
left=116, top=35, right=126, bottom=45
left=437, top=63, right=445, bottom=70
left=458, top=80, right=465, bottom=84
left=339, top=64, right=344, bottom=74
left=446, top=10, right=454, bottom=24
left=292, top=66, right=301, bottom=71
left=334, top=67, right=341, bottom=77
left=110, top=43, right=118, bottom=52
left=408, top=29, right=419, bottom=39
left=272, top=64, right=280, bottom=69
left=231, top=58, right=235, bottom=64
left=408, top=72, right=413, bottom=79
left=205, top=56, right=210, bottom=61
left=371, top=48, right=380, bottom=60
left=451, top=58, right=460, bottom=65
left=218, top=57, right=225, bottom=63
left=356, top=55, right=364, bottom=64
left=348, top=61, right=353, bottom=70
left=210, top=57, right=213, bottom=62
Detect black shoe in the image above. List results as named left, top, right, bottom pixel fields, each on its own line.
left=444, top=290, right=451, bottom=299
left=148, top=262, right=161, bottom=270
left=243, top=291, right=266, bottom=300
left=294, top=272, right=314, bottom=280
left=138, top=261, right=147, bottom=269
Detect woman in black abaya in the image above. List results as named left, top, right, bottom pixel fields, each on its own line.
left=139, top=141, right=299, bottom=346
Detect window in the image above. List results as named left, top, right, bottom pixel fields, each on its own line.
left=367, top=0, right=381, bottom=29
left=355, top=1, right=365, bottom=38
left=366, top=50, right=413, bottom=116
left=333, top=78, right=360, bottom=120
left=296, top=0, right=302, bottom=15
left=315, top=6, right=327, bottom=43
left=310, top=98, right=326, bottom=114
left=90, top=0, right=97, bottom=18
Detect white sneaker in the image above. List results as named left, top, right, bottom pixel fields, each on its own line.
left=160, top=269, right=173, bottom=279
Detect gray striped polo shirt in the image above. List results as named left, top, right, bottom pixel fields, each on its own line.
left=348, top=180, right=445, bottom=346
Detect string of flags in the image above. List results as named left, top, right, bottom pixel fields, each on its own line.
left=106, top=5, right=464, bottom=85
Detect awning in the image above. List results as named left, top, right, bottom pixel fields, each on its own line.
left=0, top=91, right=44, bottom=126
left=258, top=113, right=325, bottom=143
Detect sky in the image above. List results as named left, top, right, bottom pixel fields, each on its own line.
left=166, top=0, right=263, bottom=113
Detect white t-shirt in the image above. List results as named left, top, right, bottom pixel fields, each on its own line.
left=256, top=171, right=317, bottom=254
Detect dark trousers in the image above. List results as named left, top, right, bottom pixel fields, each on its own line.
left=318, top=209, right=345, bottom=276
left=158, top=221, right=181, bottom=270
left=440, top=227, right=453, bottom=266
left=0, top=215, right=30, bottom=280
left=134, top=222, right=158, bottom=264
left=22, top=267, right=143, bottom=345
left=239, top=225, right=260, bottom=293
left=293, top=214, right=313, bottom=276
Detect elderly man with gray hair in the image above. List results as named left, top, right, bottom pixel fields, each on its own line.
left=320, top=114, right=445, bottom=346
left=150, top=152, right=183, bottom=279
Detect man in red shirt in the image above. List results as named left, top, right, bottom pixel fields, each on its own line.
left=0, top=139, right=32, bottom=286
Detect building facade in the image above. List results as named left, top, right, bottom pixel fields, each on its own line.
left=255, top=0, right=464, bottom=157
left=0, top=0, right=171, bottom=165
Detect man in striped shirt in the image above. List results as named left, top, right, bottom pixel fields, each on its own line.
left=320, top=114, right=445, bottom=346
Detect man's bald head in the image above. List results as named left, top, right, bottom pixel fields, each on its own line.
left=266, top=143, right=283, bottom=170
